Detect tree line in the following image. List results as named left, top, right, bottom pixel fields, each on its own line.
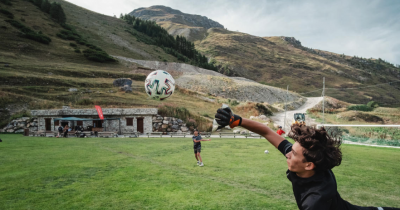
left=120, top=14, right=218, bottom=71
left=29, top=0, right=66, bottom=24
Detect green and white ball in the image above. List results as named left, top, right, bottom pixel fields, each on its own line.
left=145, top=70, right=175, bottom=100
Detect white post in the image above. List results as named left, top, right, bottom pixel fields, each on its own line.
left=284, top=85, right=289, bottom=131
left=322, top=77, right=325, bottom=125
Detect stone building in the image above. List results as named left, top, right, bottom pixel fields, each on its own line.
left=30, top=106, right=157, bottom=134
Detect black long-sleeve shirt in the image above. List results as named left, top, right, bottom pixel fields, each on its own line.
left=278, top=140, right=379, bottom=210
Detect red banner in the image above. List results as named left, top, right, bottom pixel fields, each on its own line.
left=95, top=105, right=104, bottom=120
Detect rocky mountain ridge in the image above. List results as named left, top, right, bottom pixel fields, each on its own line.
left=130, top=6, right=224, bottom=29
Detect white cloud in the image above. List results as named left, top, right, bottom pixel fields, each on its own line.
left=64, top=0, right=400, bottom=65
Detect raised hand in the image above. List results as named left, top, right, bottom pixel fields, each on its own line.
left=215, top=107, right=242, bottom=129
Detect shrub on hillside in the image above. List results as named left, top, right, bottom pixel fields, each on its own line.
left=367, top=101, right=379, bottom=108
left=0, top=0, right=12, bottom=6
left=347, top=104, right=374, bottom=112
left=82, top=49, right=117, bottom=63
left=57, top=24, right=115, bottom=63
left=85, top=43, right=103, bottom=51
left=5, top=20, right=51, bottom=44
left=255, top=103, right=273, bottom=116
left=76, top=98, right=94, bottom=105
left=0, top=8, right=14, bottom=19
left=76, top=39, right=87, bottom=45
left=57, top=29, right=81, bottom=40
left=158, top=105, right=212, bottom=131
left=230, top=100, right=240, bottom=106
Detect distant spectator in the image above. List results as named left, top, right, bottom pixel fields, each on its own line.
left=277, top=126, right=285, bottom=136
left=63, top=125, right=69, bottom=138
left=57, top=125, right=63, bottom=138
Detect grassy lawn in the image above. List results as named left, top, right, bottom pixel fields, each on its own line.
left=0, top=134, right=399, bottom=210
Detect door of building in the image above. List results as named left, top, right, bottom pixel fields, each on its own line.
left=137, top=118, right=144, bottom=133
left=45, top=118, right=51, bottom=131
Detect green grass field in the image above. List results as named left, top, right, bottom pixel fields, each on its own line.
left=0, top=134, right=399, bottom=210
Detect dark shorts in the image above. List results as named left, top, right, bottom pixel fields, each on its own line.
left=194, top=147, right=201, bottom=154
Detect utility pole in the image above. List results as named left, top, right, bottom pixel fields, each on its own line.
left=322, top=77, right=325, bottom=125
left=284, top=85, right=289, bottom=132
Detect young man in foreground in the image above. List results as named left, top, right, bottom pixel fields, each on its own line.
left=192, top=130, right=211, bottom=167
left=215, top=107, right=399, bottom=210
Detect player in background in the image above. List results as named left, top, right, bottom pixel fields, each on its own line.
left=277, top=126, right=285, bottom=136
left=193, top=130, right=211, bottom=167
left=215, top=107, right=399, bottom=210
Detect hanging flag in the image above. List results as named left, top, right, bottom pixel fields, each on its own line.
left=95, top=105, right=104, bottom=120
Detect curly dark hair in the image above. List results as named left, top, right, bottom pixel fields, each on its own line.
left=288, top=125, right=342, bottom=171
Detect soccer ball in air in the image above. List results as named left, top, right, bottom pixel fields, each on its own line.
left=264, top=150, right=269, bottom=154
left=145, top=70, right=175, bottom=100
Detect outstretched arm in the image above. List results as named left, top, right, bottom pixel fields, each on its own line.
left=193, top=138, right=211, bottom=142
left=215, top=107, right=285, bottom=148
left=241, top=119, right=284, bottom=148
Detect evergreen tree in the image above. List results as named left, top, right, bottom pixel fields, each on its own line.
left=41, top=0, right=51, bottom=13
left=49, top=3, right=66, bottom=24
left=34, top=0, right=43, bottom=7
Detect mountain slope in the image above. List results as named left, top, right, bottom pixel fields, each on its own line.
left=131, top=6, right=400, bottom=106
left=0, top=0, right=293, bottom=129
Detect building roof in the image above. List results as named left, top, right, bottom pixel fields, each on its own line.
left=53, top=117, right=120, bottom=122
left=31, top=108, right=158, bottom=116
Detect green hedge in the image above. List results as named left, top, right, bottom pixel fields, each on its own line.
left=347, top=105, right=374, bottom=112
left=5, top=20, right=51, bottom=44
left=367, top=101, right=379, bottom=108
left=82, top=49, right=116, bottom=63
left=0, top=0, right=12, bottom=6
left=56, top=29, right=81, bottom=40
left=0, top=8, right=14, bottom=18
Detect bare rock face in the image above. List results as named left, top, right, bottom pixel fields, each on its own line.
left=123, top=85, right=132, bottom=93
left=130, top=6, right=224, bottom=29
left=113, top=78, right=132, bottom=87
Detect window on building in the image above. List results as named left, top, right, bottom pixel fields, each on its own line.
left=55, top=120, right=59, bottom=126
left=93, top=120, right=103, bottom=128
left=77, top=121, right=83, bottom=126
left=126, top=118, right=133, bottom=126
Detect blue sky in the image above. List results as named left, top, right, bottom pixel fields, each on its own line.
left=65, top=0, right=400, bottom=65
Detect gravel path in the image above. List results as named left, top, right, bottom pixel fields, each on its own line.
left=271, top=97, right=323, bottom=130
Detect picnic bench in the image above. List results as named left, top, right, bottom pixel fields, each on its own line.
left=170, top=132, right=187, bottom=138
left=201, top=132, right=211, bottom=138
left=219, top=132, right=238, bottom=138
left=146, top=132, right=163, bottom=138
left=123, top=132, right=140, bottom=138
left=247, top=132, right=262, bottom=138
left=98, top=132, right=115, bottom=138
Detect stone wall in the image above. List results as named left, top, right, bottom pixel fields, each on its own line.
left=1, top=117, right=38, bottom=133
left=152, top=115, right=189, bottom=133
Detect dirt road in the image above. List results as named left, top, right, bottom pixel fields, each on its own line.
left=271, top=97, right=323, bottom=131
